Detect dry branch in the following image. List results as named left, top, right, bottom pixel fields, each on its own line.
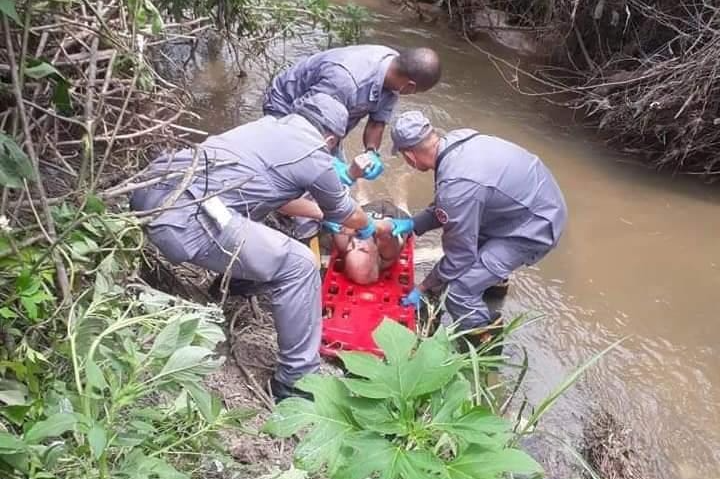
left=0, top=1, right=213, bottom=299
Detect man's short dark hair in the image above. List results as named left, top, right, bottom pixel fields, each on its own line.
left=395, top=47, right=441, bottom=91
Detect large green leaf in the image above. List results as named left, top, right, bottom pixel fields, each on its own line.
left=0, top=133, right=34, bottom=188
left=194, top=320, right=225, bottom=349
left=264, top=376, right=357, bottom=475
left=0, top=404, right=31, bottom=426
left=88, top=422, right=107, bottom=459
left=338, top=432, right=445, bottom=479
left=0, top=0, right=20, bottom=25
left=0, top=431, right=27, bottom=454
left=24, top=413, right=79, bottom=444
left=431, top=407, right=511, bottom=448
left=85, top=357, right=108, bottom=391
left=120, top=450, right=189, bottom=479
left=155, top=346, right=223, bottom=382
left=24, top=62, right=64, bottom=80
left=446, top=446, right=543, bottom=479
left=52, top=79, right=72, bottom=114
left=150, top=317, right=198, bottom=359
left=432, top=377, right=471, bottom=423
left=0, top=379, right=28, bottom=406
left=341, top=377, right=393, bottom=399
left=335, top=432, right=396, bottom=479
left=397, top=334, right=462, bottom=398
left=184, top=381, right=219, bottom=423
left=340, top=322, right=462, bottom=402
left=347, top=397, right=405, bottom=435
left=338, top=351, right=384, bottom=380
left=372, top=319, right=417, bottom=365
left=262, top=397, right=315, bottom=437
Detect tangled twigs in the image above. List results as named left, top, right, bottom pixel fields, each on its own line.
left=3, top=14, right=71, bottom=303
left=444, top=0, right=720, bottom=177
left=0, top=1, right=213, bottom=297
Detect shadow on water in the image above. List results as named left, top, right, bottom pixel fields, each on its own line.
left=180, top=2, right=720, bottom=477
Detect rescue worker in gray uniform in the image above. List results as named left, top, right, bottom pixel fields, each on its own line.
left=130, top=94, right=376, bottom=401
left=263, top=44, right=442, bottom=186
left=378, top=111, right=567, bottom=333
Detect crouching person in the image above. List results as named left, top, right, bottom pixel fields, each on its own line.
left=130, top=94, right=375, bottom=401
left=378, top=111, right=568, bottom=340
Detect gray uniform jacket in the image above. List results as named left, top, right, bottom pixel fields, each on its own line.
left=413, top=130, right=568, bottom=290
left=134, top=114, right=356, bottom=261
left=263, top=45, right=400, bottom=134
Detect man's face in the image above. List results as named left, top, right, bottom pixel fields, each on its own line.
left=400, top=148, right=430, bottom=171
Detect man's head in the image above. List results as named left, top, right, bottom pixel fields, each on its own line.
left=386, top=47, right=441, bottom=95
left=292, top=93, right=348, bottom=150
left=390, top=111, right=440, bottom=171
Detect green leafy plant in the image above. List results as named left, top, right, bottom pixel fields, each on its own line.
left=0, top=285, right=249, bottom=479
left=263, top=319, right=543, bottom=479
left=0, top=0, right=21, bottom=25
left=0, top=133, right=35, bottom=188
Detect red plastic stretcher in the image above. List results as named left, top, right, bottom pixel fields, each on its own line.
left=320, top=236, right=417, bottom=357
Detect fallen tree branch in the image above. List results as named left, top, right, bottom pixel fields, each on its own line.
left=3, top=14, right=72, bottom=304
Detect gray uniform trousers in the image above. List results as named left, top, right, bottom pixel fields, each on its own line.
left=443, top=237, right=551, bottom=330
left=135, top=189, right=321, bottom=385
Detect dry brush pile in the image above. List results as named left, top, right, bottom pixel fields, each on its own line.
left=0, top=0, right=211, bottom=304
left=443, top=0, right=720, bottom=177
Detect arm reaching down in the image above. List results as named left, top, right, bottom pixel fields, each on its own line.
left=278, top=198, right=324, bottom=219
left=421, top=182, right=486, bottom=291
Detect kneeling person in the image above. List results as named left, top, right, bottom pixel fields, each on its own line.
left=130, top=94, right=375, bottom=401
left=379, top=111, right=568, bottom=334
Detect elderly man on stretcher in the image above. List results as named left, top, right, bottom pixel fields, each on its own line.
left=281, top=196, right=411, bottom=285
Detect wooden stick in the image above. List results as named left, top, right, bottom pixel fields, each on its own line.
left=3, top=15, right=71, bottom=304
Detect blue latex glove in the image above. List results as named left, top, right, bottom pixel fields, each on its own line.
left=356, top=217, right=376, bottom=240
left=333, top=157, right=355, bottom=187
left=362, top=151, right=384, bottom=180
left=401, top=287, right=423, bottom=308
left=389, top=218, right=414, bottom=237
left=322, top=221, right=342, bottom=234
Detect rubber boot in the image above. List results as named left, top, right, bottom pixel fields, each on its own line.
left=269, top=377, right=313, bottom=403
left=484, top=277, right=510, bottom=299
left=456, top=311, right=503, bottom=353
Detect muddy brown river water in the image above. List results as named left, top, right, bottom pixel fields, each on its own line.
left=183, top=2, right=720, bottom=477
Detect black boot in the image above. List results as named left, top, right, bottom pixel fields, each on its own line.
left=484, top=278, right=510, bottom=299
left=208, top=276, right=262, bottom=301
left=456, top=311, right=503, bottom=353
left=269, top=377, right=314, bottom=404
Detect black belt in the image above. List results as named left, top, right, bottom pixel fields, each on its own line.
left=435, top=133, right=481, bottom=184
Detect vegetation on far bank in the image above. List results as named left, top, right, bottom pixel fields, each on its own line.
left=437, top=0, right=720, bottom=177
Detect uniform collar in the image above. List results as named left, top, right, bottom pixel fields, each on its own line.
left=434, top=130, right=480, bottom=183
left=434, top=137, right=449, bottom=184
left=369, top=54, right=397, bottom=102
